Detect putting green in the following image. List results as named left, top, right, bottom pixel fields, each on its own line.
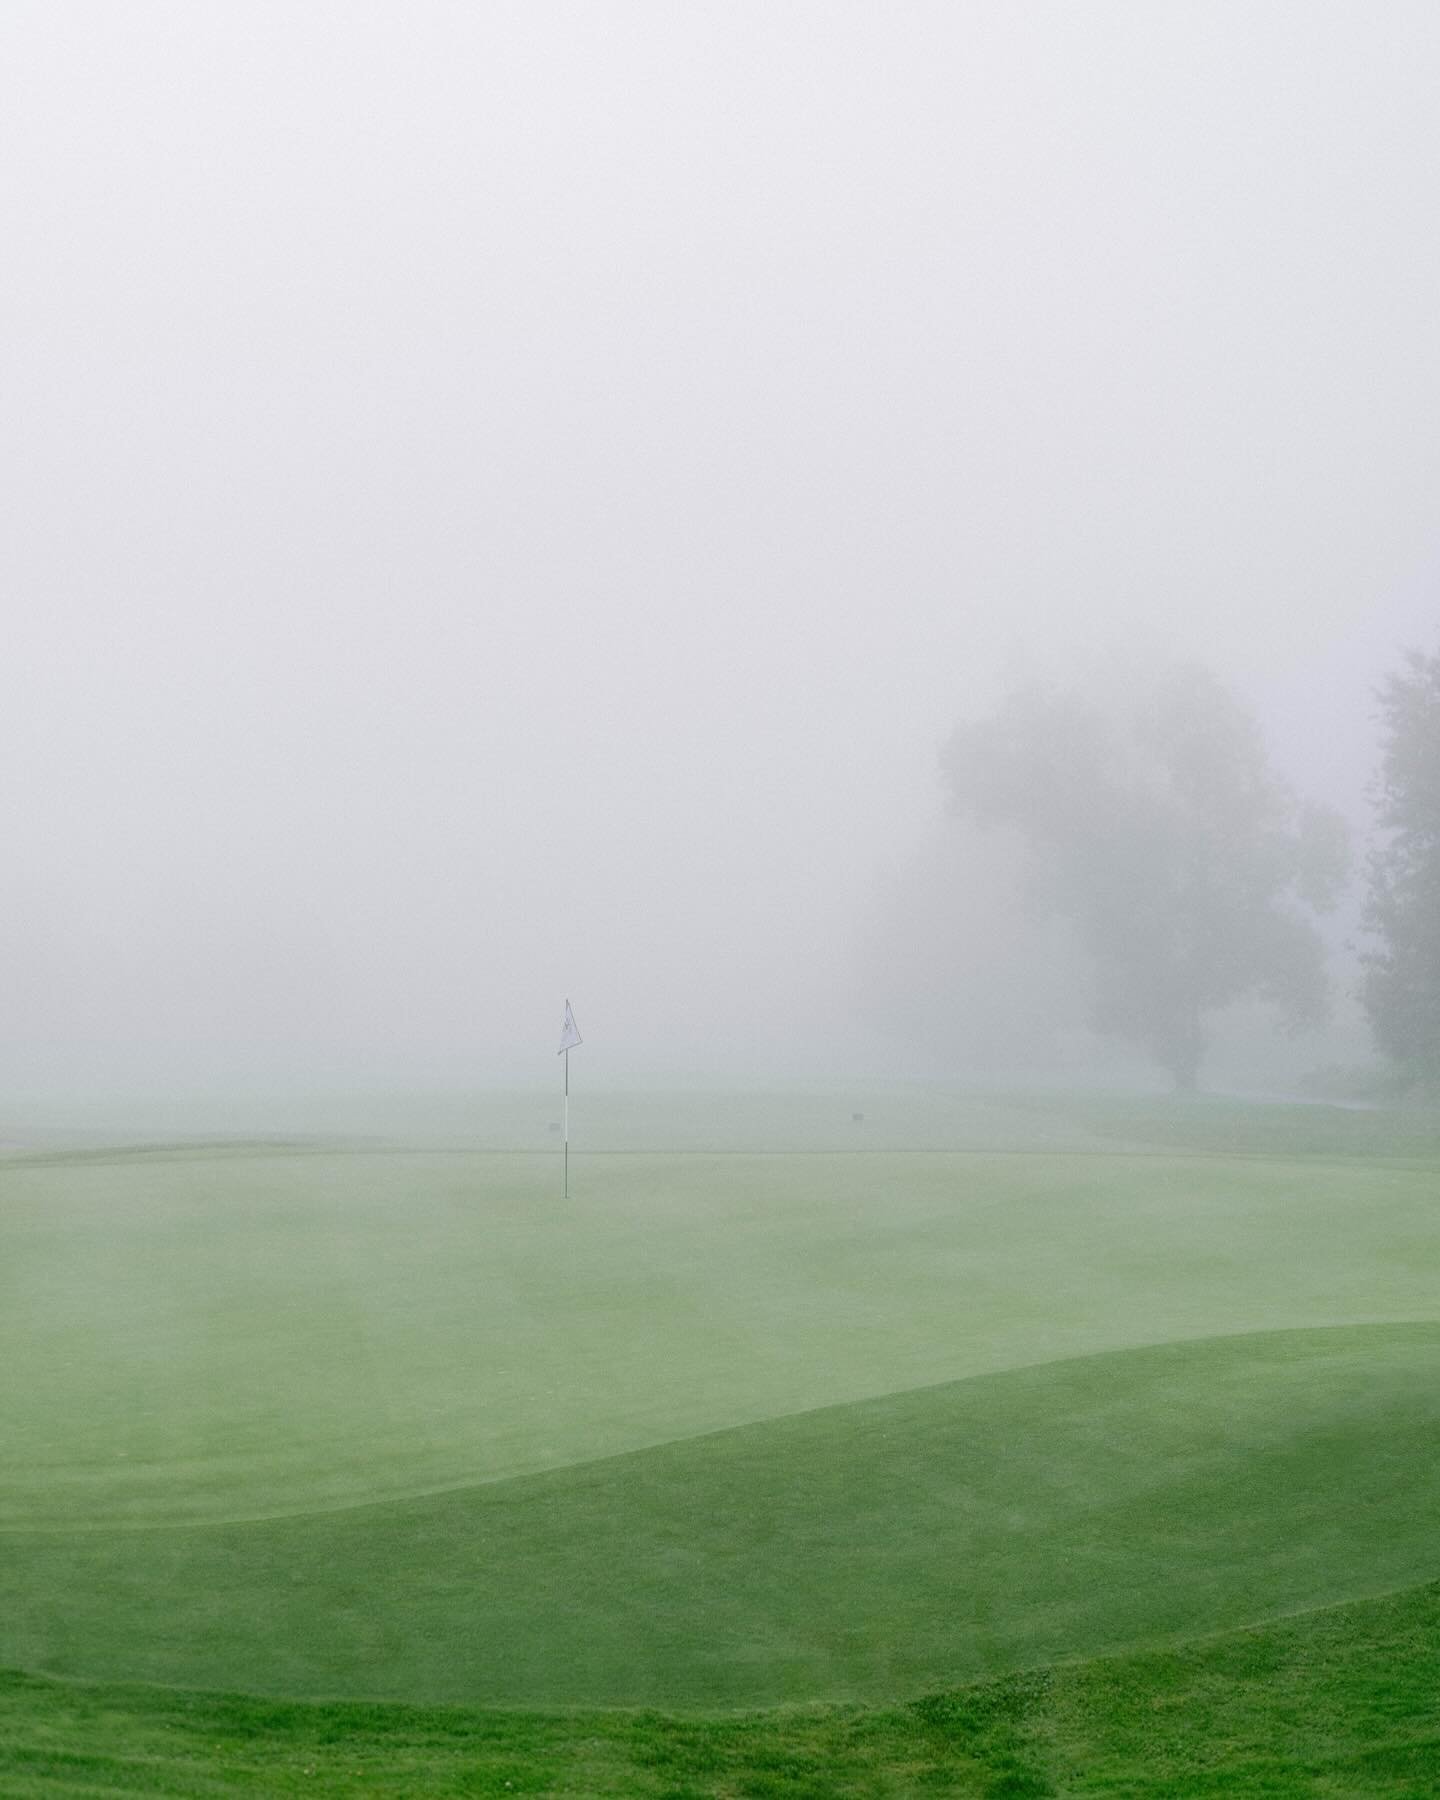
left=4, top=1125, right=1440, bottom=1709
left=4, top=1144, right=1439, bottom=1530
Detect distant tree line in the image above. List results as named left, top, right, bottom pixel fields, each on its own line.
left=938, top=644, right=1440, bottom=1095
left=1360, top=647, right=1440, bottom=1088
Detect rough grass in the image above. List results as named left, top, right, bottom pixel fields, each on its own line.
left=4, top=1578, right=1440, bottom=1795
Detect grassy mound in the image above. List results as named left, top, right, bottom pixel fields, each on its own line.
left=5, top=1578, right=1440, bottom=1795
left=7, top=1141, right=1439, bottom=1531
left=7, top=1322, right=1440, bottom=1708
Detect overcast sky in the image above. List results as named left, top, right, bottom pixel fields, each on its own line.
left=3, top=3, right=1439, bottom=1097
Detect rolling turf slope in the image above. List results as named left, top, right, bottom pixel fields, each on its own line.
left=7, top=1323, right=1440, bottom=1709
left=7, top=1579, right=1440, bottom=1796
left=4, top=1092, right=1440, bottom=1733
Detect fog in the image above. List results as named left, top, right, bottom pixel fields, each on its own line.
left=4, top=3, right=1439, bottom=1105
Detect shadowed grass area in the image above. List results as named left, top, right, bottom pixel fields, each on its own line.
left=4, top=1579, right=1440, bottom=1796
left=7, top=1324, right=1440, bottom=1708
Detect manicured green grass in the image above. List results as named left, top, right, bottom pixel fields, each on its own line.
left=5, top=1092, right=1440, bottom=1786
left=7, top=1321, right=1440, bottom=1708
left=5, top=1578, right=1440, bottom=1795
left=6, top=1139, right=1439, bottom=1530
left=19, top=1080, right=1440, bottom=1161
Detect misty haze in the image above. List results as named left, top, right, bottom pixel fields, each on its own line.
left=5, top=5, right=1440, bottom=1794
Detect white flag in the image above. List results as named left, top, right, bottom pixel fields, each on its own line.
left=558, top=1000, right=582, bottom=1054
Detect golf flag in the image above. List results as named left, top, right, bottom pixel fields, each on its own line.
left=558, top=1000, right=582, bottom=1054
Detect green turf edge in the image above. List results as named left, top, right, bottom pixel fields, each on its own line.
left=4, top=1578, right=1440, bottom=1797
left=11, top=1322, right=1440, bottom=1712
left=7, top=1317, right=1434, bottom=1541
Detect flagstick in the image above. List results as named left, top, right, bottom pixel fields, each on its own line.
left=563, top=1046, right=569, bottom=1199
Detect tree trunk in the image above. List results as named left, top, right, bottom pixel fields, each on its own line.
left=1162, top=1011, right=1204, bottom=1094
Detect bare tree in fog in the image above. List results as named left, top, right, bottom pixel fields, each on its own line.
left=941, top=666, right=1350, bottom=1092
left=1362, top=643, right=1440, bottom=1088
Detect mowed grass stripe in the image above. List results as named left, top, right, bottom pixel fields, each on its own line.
left=4, top=1571, right=1440, bottom=1800
left=9, top=1312, right=1440, bottom=1540
left=7, top=1146, right=1440, bottom=1530
left=5, top=1323, right=1440, bottom=1709
left=9, top=1085, right=1440, bottom=1159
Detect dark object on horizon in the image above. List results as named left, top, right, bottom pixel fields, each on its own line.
left=1361, top=643, right=1440, bottom=1087
left=852, top=1111, right=865, bottom=1122
left=941, top=664, right=1349, bottom=1093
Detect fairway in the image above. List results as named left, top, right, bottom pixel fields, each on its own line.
left=6, top=1094, right=1440, bottom=1723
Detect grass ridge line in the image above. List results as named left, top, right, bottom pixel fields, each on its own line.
left=6, top=1143, right=1440, bottom=1171
left=8, top=1317, right=1438, bottom=1540
left=6, top=1572, right=1440, bottom=1719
